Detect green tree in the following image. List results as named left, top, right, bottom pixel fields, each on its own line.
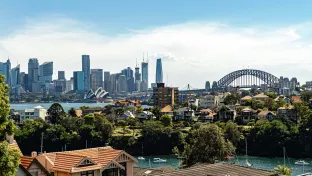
left=135, top=106, right=143, bottom=114
left=300, top=92, right=312, bottom=103
left=118, top=120, right=127, bottom=136
left=84, top=114, right=95, bottom=126
left=160, top=114, right=172, bottom=127
left=47, top=103, right=65, bottom=124
left=151, top=106, right=161, bottom=120
left=252, top=100, right=265, bottom=110
left=264, top=98, right=276, bottom=111
left=80, top=106, right=89, bottom=110
left=224, top=94, right=239, bottom=105
left=224, top=121, right=241, bottom=145
left=183, top=124, right=235, bottom=166
left=276, top=165, right=292, bottom=176
left=241, top=90, right=250, bottom=97
left=0, top=75, right=20, bottom=176
left=68, top=107, right=77, bottom=117
left=266, top=92, right=277, bottom=99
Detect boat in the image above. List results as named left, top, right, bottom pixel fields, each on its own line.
left=295, top=160, right=309, bottom=165
left=138, top=156, right=145, bottom=160
left=245, top=137, right=253, bottom=167
left=153, top=158, right=167, bottom=163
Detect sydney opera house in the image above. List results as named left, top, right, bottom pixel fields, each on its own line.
left=84, top=87, right=109, bottom=100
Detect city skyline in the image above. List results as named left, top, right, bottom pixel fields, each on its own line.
left=2, top=1, right=312, bottom=88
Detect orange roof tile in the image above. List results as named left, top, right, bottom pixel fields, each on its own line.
left=161, top=105, right=173, bottom=113
left=253, top=93, right=269, bottom=98
left=258, top=110, right=275, bottom=116
left=292, top=96, right=302, bottom=103
left=278, top=105, right=294, bottom=110
left=240, top=96, right=252, bottom=101
left=20, top=156, right=34, bottom=169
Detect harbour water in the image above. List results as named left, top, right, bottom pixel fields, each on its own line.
left=135, top=155, right=312, bottom=176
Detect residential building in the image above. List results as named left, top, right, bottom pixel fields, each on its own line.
left=35, top=146, right=138, bottom=176
left=141, top=60, right=148, bottom=90
left=119, top=111, right=135, bottom=121
left=198, top=95, right=220, bottom=109
left=58, top=71, right=65, bottom=80
left=82, top=55, right=91, bottom=91
left=240, top=96, right=252, bottom=105
left=205, top=81, right=210, bottom=91
left=20, top=156, right=50, bottom=176
left=118, top=75, right=128, bottom=92
left=291, top=96, right=302, bottom=104
left=217, top=106, right=236, bottom=122
left=277, top=105, right=297, bottom=122
left=137, top=111, right=155, bottom=122
left=15, top=106, right=47, bottom=124
left=39, top=61, right=53, bottom=83
left=73, top=71, right=85, bottom=91
left=155, top=58, right=163, bottom=83
left=252, top=93, right=269, bottom=102
left=237, top=107, right=257, bottom=124
left=152, top=83, right=179, bottom=107
left=27, top=58, right=39, bottom=91
left=258, top=110, right=276, bottom=120
left=198, top=109, right=216, bottom=122
left=91, top=69, right=103, bottom=91
left=174, top=107, right=195, bottom=121
left=160, top=105, right=174, bottom=117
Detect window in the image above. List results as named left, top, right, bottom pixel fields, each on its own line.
left=102, top=168, right=119, bottom=176
left=81, top=170, right=94, bottom=176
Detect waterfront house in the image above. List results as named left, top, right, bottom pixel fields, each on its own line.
left=157, top=163, right=277, bottom=176
left=277, top=105, right=298, bottom=122
left=238, top=107, right=257, bottom=124
left=14, top=106, right=47, bottom=124
left=258, top=110, right=276, bottom=120
left=198, top=109, right=216, bottom=122
left=240, top=96, right=252, bottom=105
left=160, top=105, right=174, bottom=117
left=173, top=107, right=195, bottom=121
left=114, top=99, right=141, bottom=108
left=137, top=111, right=155, bottom=122
left=252, top=93, right=269, bottom=102
left=35, top=146, right=138, bottom=176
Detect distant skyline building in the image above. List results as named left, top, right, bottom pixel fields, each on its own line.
left=104, top=71, right=111, bottom=92
left=28, top=58, right=39, bottom=91
left=73, top=71, right=84, bottom=91
left=135, top=64, right=141, bottom=91
left=10, top=64, right=20, bottom=87
left=39, top=61, right=53, bottom=83
left=205, top=81, right=211, bottom=91
left=121, top=67, right=134, bottom=92
left=141, top=58, right=148, bottom=91
left=19, top=72, right=26, bottom=90
left=82, top=55, right=90, bottom=91
left=58, top=71, right=65, bottom=80
left=118, top=75, right=127, bottom=92
left=155, top=58, right=163, bottom=83
left=91, top=69, right=103, bottom=91
left=109, top=74, right=117, bottom=93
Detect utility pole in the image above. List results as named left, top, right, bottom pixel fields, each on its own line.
left=40, top=133, right=43, bottom=154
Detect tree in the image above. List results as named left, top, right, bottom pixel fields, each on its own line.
left=160, top=114, right=172, bottom=127
left=80, top=106, right=89, bottom=110
left=276, top=165, right=292, bottom=176
left=151, top=106, right=161, bottom=120
left=241, top=90, right=250, bottom=97
left=0, top=75, right=20, bottom=176
left=118, top=120, right=127, bottom=136
left=301, top=92, right=312, bottom=103
left=224, top=94, right=239, bottom=105
left=135, top=106, right=143, bottom=114
left=183, top=124, right=235, bottom=167
left=47, top=103, right=65, bottom=124
left=252, top=100, right=265, bottom=110
left=224, top=121, right=241, bottom=145
left=68, top=108, right=77, bottom=117
left=264, top=98, right=276, bottom=111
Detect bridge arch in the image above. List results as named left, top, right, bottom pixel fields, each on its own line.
left=217, top=69, right=279, bottom=88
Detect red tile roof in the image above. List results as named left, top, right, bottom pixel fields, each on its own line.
left=292, top=96, right=302, bottom=103
left=20, top=156, right=34, bottom=169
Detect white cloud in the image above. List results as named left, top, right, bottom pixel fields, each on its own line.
left=1, top=18, right=312, bottom=88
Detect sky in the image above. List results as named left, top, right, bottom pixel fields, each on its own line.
left=1, top=0, right=312, bottom=89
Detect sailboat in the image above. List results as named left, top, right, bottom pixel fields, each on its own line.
left=138, top=144, right=145, bottom=160
left=245, top=137, right=252, bottom=167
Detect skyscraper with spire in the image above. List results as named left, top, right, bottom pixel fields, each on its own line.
left=135, top=59, right=141, bottom=91
left=141, top=53, right=148, bottom=91
left=155, top=58, right=163, bottom=83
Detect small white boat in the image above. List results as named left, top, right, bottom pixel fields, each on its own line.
left=295, top=160, right=309, bottom=165
left=153, top=158, right=167, bottom=163
left=138, top=156, right=145, bottom=160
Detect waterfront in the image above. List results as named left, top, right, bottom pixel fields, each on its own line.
left=135, top=155, right=312, bottom=176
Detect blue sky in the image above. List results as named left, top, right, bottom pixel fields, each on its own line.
left=1, top=1, right=312, bottom=88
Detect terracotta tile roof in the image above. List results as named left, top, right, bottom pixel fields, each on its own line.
left=242, top=107, right=255, bottom=112
left=292, top=96, right=302, bottom=103
left=240, top=96, right=252, bottom=101
left=258, top=110, right=275, bottom=116
left=133, top=166, right=176, bottom=176
left=161, top=105, right=173, bottom=113
left=200, top=109, right=213, bottom=113
left=75, top=109, right=82, bottom=117
left=20, top=156, right=34, bottom=169
left=278, top=105, right=295, bottom=110
left=157, top=163, right=277, bottom=176
left=253, top=93, right=269, bottom=98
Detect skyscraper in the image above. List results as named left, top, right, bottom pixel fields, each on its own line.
left=91, top=69, right=103, bottom=90
left=121, top=67, right=134, bottom=92
left=205, top=81, right=211, bottom=91
left=118, top=75, right=127, bottom=92
left=6, top=59, right=11, bottom=86
left=39, top=62, right=53, bottom=83
left=58, top=71, right=65, bottom=80
left=19, top=72, right=26, bottom=90
left=141, top=60, right=148, bottom=91
left=73, top=71, right=85, bottom=91
left=104, top=71, right=111, bottom=92
left=109, top=74, right=117, bottom=93
left=82, top=55, right=90, bottom=91
left=135, top=64, right=141, bottom=91
left=156, top=58, right=163, bottom=83
left=28, top=58, right=39, bottom=91
left=10, top=64, right=20, bottom=87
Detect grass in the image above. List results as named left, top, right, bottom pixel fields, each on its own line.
left=112, top=126, right=142, bottom=137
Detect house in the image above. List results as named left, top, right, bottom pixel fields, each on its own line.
left=258, top=110, right=276, bottom=120
left=291, top=96, right=303, bottom=104
left=198, top=95, right=220, bottom=109
left=14, top=106, right=47, bottom=124
left=174, top=107, right=195, bottom=121
left=238, top=107, right=257, bottom=124
left=20, top=155, right=50, bottom=176
left=82, top=107, right=103, bottom=116
left=114, top=99, right=141, bottom=107
left=119, top=110, right=135, bottom=121
left=198, top=109, right=216, bottom=122
left=274, top=96, right=291, bottom=104
left=133, top=166, right=176, bottom=176
left=137, top=111, right=155, bottom=122
left=240, top=96, right=252, bottom=105
left=188, top=99, right=199, bottom=108
left=160, top=105, right=174, bottom=117
left=277, top=105, right=297, bottom=122
left=16, top=164, right=32, bottom=176
left=35, top=146, right=138, bottom=176
left=156, top=163, right=277, bottom=176
left=217, top=106, right=236, bottom=122
left=252, top=93, right=269, bottom=102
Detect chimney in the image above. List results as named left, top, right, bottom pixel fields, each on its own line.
left=31, top=151, right=38, bottom=157
left=5, top=133, right=14, bottom=144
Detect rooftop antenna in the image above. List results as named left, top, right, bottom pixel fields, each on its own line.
left=143, top=52, right=145, bottom=62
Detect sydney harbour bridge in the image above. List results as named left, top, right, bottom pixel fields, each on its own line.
left=180, top=69, right=280, bottom=93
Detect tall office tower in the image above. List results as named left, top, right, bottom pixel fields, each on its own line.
left=6, top=59, right=11, bottom=86
left=205, top=81, right=211, bottom=91
left=82, top=55, right=90, bottom=91
left=19, top=72, right=26, bottom=89
left=58, top=71, right=65, bottom=80
left=121, top=67, right=134, bottom=92
left=135, top=64, right=141, bottom=91
left=155, top=58, right=163, bottom=83
left=91, top=69, right=103, bottom=90
left=73, top=71, right=85, bottom=91
left=118, top=75, right=127, bottom=92
left=39, top=62, right=53, bottom=83
left=109, top=74, right=117, bottom=93
left=290, top=77, right=298, bottom=90
left=28, top=58, right=39, bottom=91
left=141, top=59, right=148, bottom=91
left=104, top=71, right=111, bottom=92
left=10, top=64, right=20, bottom=87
